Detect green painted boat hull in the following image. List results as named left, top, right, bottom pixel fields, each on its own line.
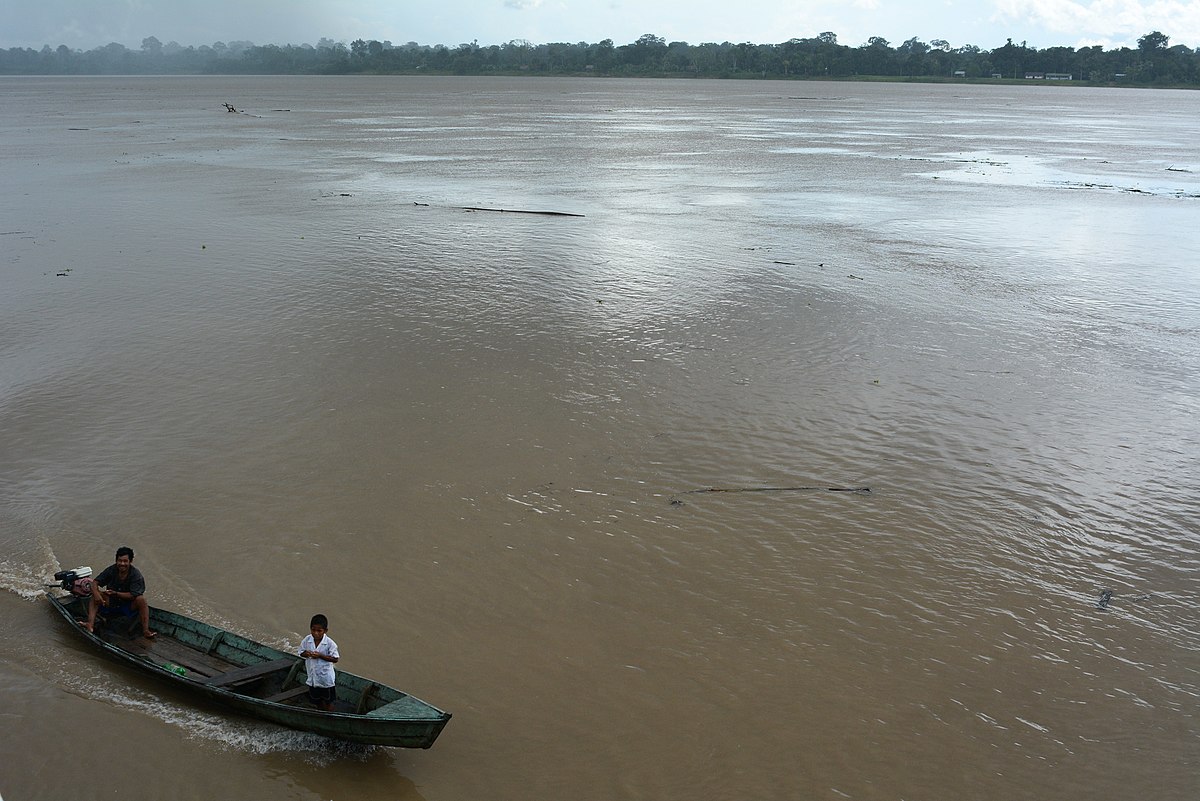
left=48, top=593, right=451, bottom=747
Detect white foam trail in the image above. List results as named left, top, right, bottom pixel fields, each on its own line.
left=0, top=529, right=67, bottom=600
left=57, top=670, right=377, bottom=762
left=0, top=559, right=49, bottom=601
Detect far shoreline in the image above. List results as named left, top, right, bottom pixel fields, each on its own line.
left=2, top=71, right=1194, bottom=91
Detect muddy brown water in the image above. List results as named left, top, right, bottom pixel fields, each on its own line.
left=2, top=75, right=1198, bottom=800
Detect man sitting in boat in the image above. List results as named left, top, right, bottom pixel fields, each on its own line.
left=83, top=546, right=156, bottom=639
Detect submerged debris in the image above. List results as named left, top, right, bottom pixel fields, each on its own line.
left=670, top=486, right=871, bottom=505
left=460, top=206, right=585, bottom=218
left=685, top=486, right=871, bottom=495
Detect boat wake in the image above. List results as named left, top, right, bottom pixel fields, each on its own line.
left=56, top=668, right=378, bottom=762
left=0, top=562, right=47, bottom=601
left=0, top=527, right=68, bottom=601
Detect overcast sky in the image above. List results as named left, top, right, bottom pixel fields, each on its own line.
left=2, top=0, right=1197, bottom=52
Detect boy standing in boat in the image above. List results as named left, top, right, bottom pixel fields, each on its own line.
left=299, top=614, right=340, bottom=711
left=85, top=546, right=156, bottom=639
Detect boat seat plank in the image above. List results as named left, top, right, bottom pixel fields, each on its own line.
left=265, top=685, right=310, bottom=704
left=107, top=637, right=215, bottom=678
left=139, top=636, right=237, bottom=674
left=156, top=651, right=219, bottom=678
left=111, top=639, right=149, bottom=657
left=202, top=657, right=296, bottom=687
left=152, top=644, right=236, bottom=675
left=365, top=695, right=443, bottom=719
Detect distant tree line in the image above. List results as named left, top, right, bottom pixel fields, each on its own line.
left=2, top=30, right=1196, bottom=86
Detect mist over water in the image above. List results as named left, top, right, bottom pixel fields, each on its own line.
left=2, top=75, right=1198, bottom=800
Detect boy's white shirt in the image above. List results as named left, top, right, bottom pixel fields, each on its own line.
left=300, top=633, right=340, bottom=687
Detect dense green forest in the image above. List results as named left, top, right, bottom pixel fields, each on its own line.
left=2, top=30, right=1197, bottom=86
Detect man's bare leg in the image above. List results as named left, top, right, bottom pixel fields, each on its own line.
left=84, top=584, right=105, bottom=632
left=133, top=595, right=156, bottom=638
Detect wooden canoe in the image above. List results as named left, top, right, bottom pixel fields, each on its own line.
left=47, top=592, right=451, bottom=747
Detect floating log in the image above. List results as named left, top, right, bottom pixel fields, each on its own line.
left=460, top=206, right=585, bottom=218
left=685, top=486, right=871, bottom=494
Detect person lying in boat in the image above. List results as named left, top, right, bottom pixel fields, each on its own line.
left=83, top=546, right=156, bottom=639
left=299, top=613, right=340, bottom=711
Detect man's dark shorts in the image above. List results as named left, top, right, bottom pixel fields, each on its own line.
left=103, top=600, right=137, bottom=619
left=307, top=685, right=336, bottom=705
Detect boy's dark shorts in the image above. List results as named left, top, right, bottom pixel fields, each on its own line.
left=307, top=685, right=336, bottom=705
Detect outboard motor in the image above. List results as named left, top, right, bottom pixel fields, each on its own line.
left=53, top=566, right=93, bottom=596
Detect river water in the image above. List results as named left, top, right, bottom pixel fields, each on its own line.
left=1, top=75, right=1198, bottom=800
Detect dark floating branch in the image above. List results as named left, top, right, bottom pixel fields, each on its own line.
left=685, top=486, right=871, bottom=494
left=460, top=206, right=585, bottom=218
